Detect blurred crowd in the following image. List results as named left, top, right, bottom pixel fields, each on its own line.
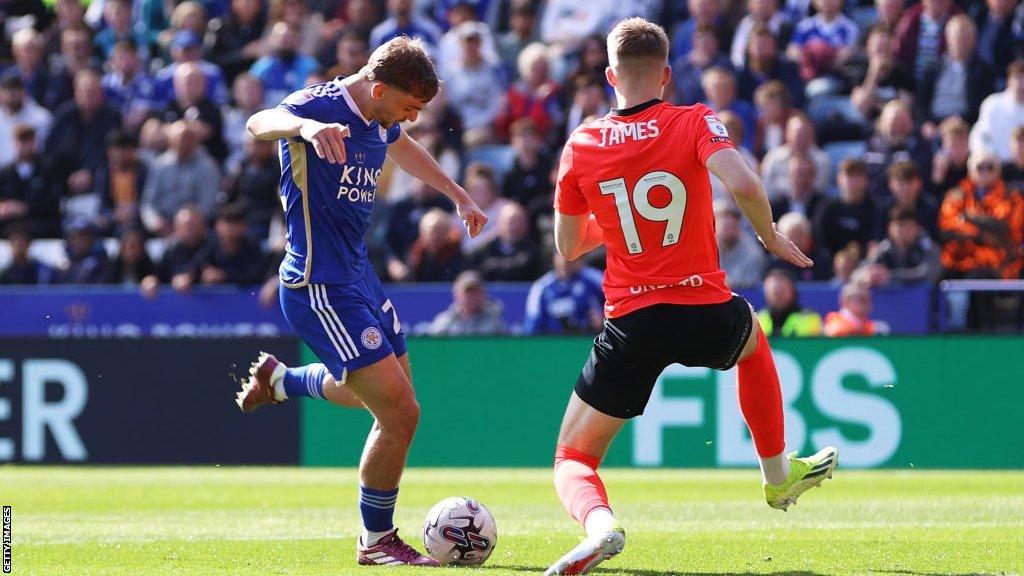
left=1, top=0, right=1024, bottom=334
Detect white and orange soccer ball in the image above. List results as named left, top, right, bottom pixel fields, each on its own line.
left=422, top=496, right=497, bottom=565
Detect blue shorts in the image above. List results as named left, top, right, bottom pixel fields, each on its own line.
left=279, top=270, right=407, bottom=383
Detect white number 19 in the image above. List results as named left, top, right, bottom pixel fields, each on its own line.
left=599, top=171, right=687, bottom=254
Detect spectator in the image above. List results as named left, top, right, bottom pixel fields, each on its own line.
left=101, top=40, right=160, bottom=131
left=873, top=0, right=906, bottom=36
left=767, top=211, right=834, bottom=280
left=711, top=111, right=760, bottom=200
left=0, top=72, right=52, bottom=169
left=975, top=0, right=1019, bottom=80
left=701, top=66, right=756, bottom=149
left=893, top=0, right=963, bottom=82
left=370, top=0, right=443, bottom=54
left=0, top=125, right=60, bottom=238
left=502, top=118, right=553, bottom=219
left=497, top=3, right=539, bottom=68
left=539, top=0, right=615, bottom=52
left=45, top=0, right=86, bottom=57
left=756, top=268, right=823, bottom=336
left=939, top=149, right=1024, bottom=279
left=266, top=0, right=324, bottom=57
left=737, top=24, right=804, bottom=108
left=931, top=116, right=972, bottom=195
left=209, top=0, right=268, bottom=83
left=760, top=112, right=832, bottom=198
left=970, top=60, right=1024, bottom=162
left=223, top=73, right=266, bottom=171
left=523, top=252, right=604, bottom=335
left=160, top=62, right=229, bottom=163
left=1005, top=126, right=1024, bottom=191
left=141, top=121, right=222, bottom=236
left=250, top=22, right=321, bottom=108
left=427, top=270, right=508, bottom=335
left=224, top=134, right=281, bottom=241
left=769, top=152, right=827, bottom=220
left=44, top=69, right=122, bottom=200
left=496, top=42, right=561, bottom=141
left=154, top=30, right=230, bottom=107
left=157, top=1, right=210, bottom=55
left=385, top=180, right=454, bottom=269
left=674, top=24, right=733, bottom=106
left=670, top=0, right=726, bottom=62
left=457, top=162, right=509, bottom=253
left=815, top=158, right=880, bottom=255
left=201, top=204, right=269, bottom=285
left=918, top=14, right=993, bottom=125
left=863, top=100, right=932, bottom=202
left=714, top=199, right=766, bottom=288
left=846, top=25, right=915, bottom=123
left=322, top=0, right=380, bottom=43
left=443, top=22, right=506, bottom=147
left=561, top=74, right=610, bottom=141
left=884, top=160, right=941, bottom=241
left=92, top=130, right=147, bottom=235
left=59, top=218, right=110, bottom=284
left=407, top=208, right=465, bottom=282
left=866, top=206, right=943, bottom=285
left=824, top=282, right=888, bottom=336
left=8, top=28, right=60, bottom=112
left=384, top=110, right=461, bottom=203
left=831, top=242, right=863, bottom=286
left=48, top=26, right=100, bottom=109
left=325, top=32, right=370, bottom=78
left=752, top=80, right=795, bottom=157
left=141, top=205, right=213, bottom=296
left=437, top=3, right=500, bottom=79
left=786, top=0, right=859, bottom=81
left=731, top=0, right=793, bottom=70
left=106, top=226, right=156, bottom=285
left=469, top=202, right=544, bottom=281
left=93, top=0, right=149, bottom=61
left=564, top=35, right=609, bottom=91
left=0, top=224, right=57, bottom=284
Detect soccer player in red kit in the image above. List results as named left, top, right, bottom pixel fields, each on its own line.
left=543, top=18, right=839, bottom=576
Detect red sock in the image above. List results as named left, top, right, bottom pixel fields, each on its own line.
left=736, top=330, right=785, bottom=457
left=553, top=445, right=610, bottom=526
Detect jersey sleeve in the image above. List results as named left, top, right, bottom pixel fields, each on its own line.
left=554, top=139, right=589, bottom=215
left=277, top=89, right=335, bottom=124
left=691, top=104, right=736, bottom=165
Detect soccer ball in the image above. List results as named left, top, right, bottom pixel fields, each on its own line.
left=422, top=496, right=497, bottom=565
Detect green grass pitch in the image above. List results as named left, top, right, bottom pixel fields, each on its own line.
left=3, top=467, right=1022, bottom=575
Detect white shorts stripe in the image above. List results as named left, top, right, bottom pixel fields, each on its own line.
left=307, top=284, right=353, bottom=361
left=316, top=284, right=360, bottom=357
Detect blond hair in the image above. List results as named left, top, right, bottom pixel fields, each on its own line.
left=607, top=18, right=669, bottom=72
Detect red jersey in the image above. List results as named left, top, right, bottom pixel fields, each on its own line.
left=555, top=100, right=735, bottom=318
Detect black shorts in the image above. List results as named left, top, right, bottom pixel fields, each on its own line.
left=575, top=295, right=754, bottom=419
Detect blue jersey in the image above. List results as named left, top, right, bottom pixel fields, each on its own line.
left=276, top=78, right=401, bottom=287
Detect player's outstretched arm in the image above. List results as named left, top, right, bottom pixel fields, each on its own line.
left=246, top=108, right=350, bottom=164
left=554, top=211, right=604, bottom=261
left=706, top=148, right=812, bottom=269
left=387, top=131, right=487, bottom=237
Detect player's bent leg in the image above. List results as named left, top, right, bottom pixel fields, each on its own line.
left=546, top=393, right=627, bottom=576
left=344, top=353, right=437, bottom=567
left=735, top=308, right=838, bottom=509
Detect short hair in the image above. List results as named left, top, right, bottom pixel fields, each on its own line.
left=509, top=117, right=539, bottom=138
left=13, top=124, right=36, bottom=141
left=889, top=205, right=918, bottom=223
left=1007, top=60, right=1024, bottom=78
left=4, top=221, right=33, bottom=240
left=939, top=116, right=970, bottom=138
left=112, top=38, right=139, bottom=53
left=749, top=23, right=774, bottom=38
left=464, top=161, right=495, bottom=186
left=754, top=80, right=791, bottom=107
left=517, top=42, right=549, bottom=80
left=887, top=160, right=920, bottom=181
left=946, top=14, right=977, bottom=38
left=362, top=36, right=439, bottom=101
left=839, top=157, right=868, bottom=176
left=607, top=17, right=669, bottom=67
left=216, top=202, right=247, bottom=223
left=105, top=129, right=137, bottom=148
left=1013, top=125, right=1024, bottom=142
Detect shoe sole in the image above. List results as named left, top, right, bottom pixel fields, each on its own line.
left=235, top=352, right=277, bottom=413
left=774, top=448, right=838, bottom=511
left=544, top=530, right=625, bottom=576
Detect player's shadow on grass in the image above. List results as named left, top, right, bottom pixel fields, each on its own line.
left=486, top=567, right=829, bottom=576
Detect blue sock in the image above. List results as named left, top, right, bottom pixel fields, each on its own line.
left=359, top=485, right=399, bottom=533
left=282, top=364, right=329, bottom=400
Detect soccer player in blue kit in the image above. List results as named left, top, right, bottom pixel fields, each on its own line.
left=236, top=37, right=487, bottom=566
